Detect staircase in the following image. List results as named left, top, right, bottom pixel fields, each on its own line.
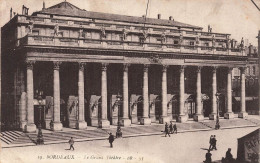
left=0, top=131, right=23, bottom=144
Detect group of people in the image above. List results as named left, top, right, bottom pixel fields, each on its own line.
left=164, top=122, right=177, bottom=137
left=68, top=132, right=116, bottom=150
left=204, top=135, right=235, bottom=163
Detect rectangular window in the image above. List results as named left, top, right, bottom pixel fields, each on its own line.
left=174, top=40, right=179, bottom=45
left=32, top=30, right=39, bottom=35
left=190, top=41, right=195, bottom=46
left=252, top=67, right=256, bottom=75
left=204, top=42, right=209, bottom=46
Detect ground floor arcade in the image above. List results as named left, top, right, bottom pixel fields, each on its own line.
left=2, top=60, right=249, bottom=133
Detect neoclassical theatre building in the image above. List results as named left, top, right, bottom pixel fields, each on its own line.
left=1, top=1, right=253, bottom=132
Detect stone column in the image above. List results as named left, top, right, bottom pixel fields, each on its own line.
left=52, top=61, right=63, bottom=131
left=141, top=64, right=151, bottom=125
left=224, top=67, right=234, bottom=119
left=76, top=62, right=88, bottom=129
left=177, top=66, right=188, bottom=122
left=238, top=67, right=248, bottom=118
left=122, top=64, right=131, bottom=126
left=159, top=65, right=170, bottom=124
left=19, top=69, right=27, bottom=131
left=194, top=66, right=204, bottom=121
left=209, top=67, right=217, bottom=120
left=25, top=61, right=36, bottom=133
left=99, top=63, right=110, bottom=128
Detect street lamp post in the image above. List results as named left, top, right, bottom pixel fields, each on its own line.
left=36, top=90, right=44, bottom=145
left=116, top=94, right=122, bottom=138
left=215, top=93, right=221, bottom=130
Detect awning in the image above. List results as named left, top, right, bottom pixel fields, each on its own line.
left=149, top=94, right=159, bottom=104
left=89, top=95, right=101, bottom=107
left=130, top=94, right=142, bottom=105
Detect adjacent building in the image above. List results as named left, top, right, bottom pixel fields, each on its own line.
left=1, top=1, right=256, bottom=132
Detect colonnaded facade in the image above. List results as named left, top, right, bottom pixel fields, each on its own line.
left=1, top=1, right=256, bottom=133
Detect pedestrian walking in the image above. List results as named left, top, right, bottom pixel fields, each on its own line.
left=204, top=150, right=212, bottom=163
left=108, top=133, right=115, bottom=148
left=165, top=122, right=170, bottom=137
left=169, top=122, right=173, bottom=134
left=208, top=135, right=213, bottom=150
left=68, top=137, right=74, bottom=150
left=173, top=123, right=177, bottom=134
left=211, top=135, right=217, bottom=150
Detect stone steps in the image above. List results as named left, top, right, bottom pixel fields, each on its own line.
left=0, top=131, right=23, bottom=144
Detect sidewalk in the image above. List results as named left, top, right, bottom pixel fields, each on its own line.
left=1, top=115, right=259, bottom=148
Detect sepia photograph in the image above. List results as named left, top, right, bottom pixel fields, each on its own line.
left=0, top=0, right=259, bottom=162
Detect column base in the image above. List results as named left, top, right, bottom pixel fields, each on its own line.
left=209, top=114, right=217, bottom=120
left=121, top=118, right=131, bottom=127
left=98, top=120, right=110, bottom=128
left=177, top=114, right=188, bottom=123
left=52, top=122, right=63, bottom=131
left=89, top=118, right=99, bottom=127
left=76, top=121, right=87, bottom=130
left=111, top=116, right=119, bottom=125
left=45, top=120, right=51, bottom=129
left=150, top=114, right=156, bottom=123
left=193, top=114, right=204, bottom=122
left=224, top=112, right=234, bottom=119
left=140, top=117, right=151, bottom=125
left=131, top=116, right=138, bottom=124
left=25, top=123, right=37, bottom=133
left=159, top=116, right=170, bottom=124
left=238, top=112, right=248, bottom=118
left=20, top=121, right=27, bottom=132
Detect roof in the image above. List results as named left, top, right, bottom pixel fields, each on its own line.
left=32, top=1, right=202, bottom=29
left=238, top=128, right=260, bottom=140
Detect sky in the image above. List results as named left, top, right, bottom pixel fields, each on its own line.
left=0, top=0, right=259, bottom=46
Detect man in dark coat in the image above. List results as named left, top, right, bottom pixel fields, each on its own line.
left=204, top=150, right=212, bottom=163
left=173, top=123, right=177, bottom=134
left=225, top=148, right=234, bottom=162
left=108, top=133, right=115, bottom=148
left=169, top=122, right=173, bottom=134
left=209, top=135, right=213, bottom=150
left=211, top=135, right=217, bottom=150
left=68, top=137, right=74, bottom=150
left=165, top=122, right=170, bottom=137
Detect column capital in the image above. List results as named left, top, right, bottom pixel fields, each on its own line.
left=123, top=63, right=130, bottom=72
left=101, top=63, right=109, bottom=71
left=26, top=60, right=36, bottom=70
left=239, top=67, right=246, bottom=74
left=179, top=65, right=186, bottom=73
left=143, top=64, right=149, bottom=72
left=162, top=65, right=168, bottom=72
left=196, top=66, right=202, bottom=73
left=53, top=61, right=62, bottom=70
left=78, top=62, right=86, bottom=71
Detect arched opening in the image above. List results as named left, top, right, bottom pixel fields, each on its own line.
left=155, top=95, right=162, bottom=120
left=137, top=96, right=143, bottom=121
left=185, top=94, right=196, bottom=118
left=202, top=94, right=210, bottom=117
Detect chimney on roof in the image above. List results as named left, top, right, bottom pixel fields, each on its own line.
left=158, top=14, right=161, bottom=19
left=142, top=15, right=145, bottom=18
left=43, top=1, right=45, bottom=10
left=169, top=16, right=172, bottom=20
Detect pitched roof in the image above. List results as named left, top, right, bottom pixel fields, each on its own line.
left=33, top=1, right=202, bottom=29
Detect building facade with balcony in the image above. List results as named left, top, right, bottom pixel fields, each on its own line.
left=1, top=1, right=253, bottom=132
